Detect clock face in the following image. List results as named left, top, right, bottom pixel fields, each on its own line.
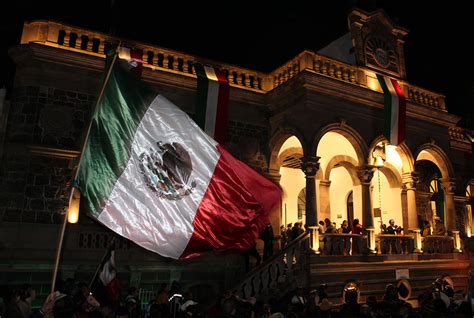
left=365, top=36, right=396, bottom=70
left=375, top=48, right=389, bottom=67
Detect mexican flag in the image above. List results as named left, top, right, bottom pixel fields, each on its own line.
left=194, top=63, right=229, bottom=145
left=75, top=55, right=281, bottom=259
left=98, top=249, right=121, bottom=303
left=377, top=74, right=406, bottom=145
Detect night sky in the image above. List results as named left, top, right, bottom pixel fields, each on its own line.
left=1, top=1, right=472, bottom=129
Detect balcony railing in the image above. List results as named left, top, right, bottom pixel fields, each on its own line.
left=20, top=21, right=447, bottom=111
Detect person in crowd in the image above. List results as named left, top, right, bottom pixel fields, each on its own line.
left=339, top=220, right=351, bottom=255
left=17, top=284, right=35, bottom=318
left=385, top=219, right=399, bottom=254
left=422, top=219, right=432, bottom=236
left=243, top=242, right=261, bottom=272
left=324, top=218, right=337, bottom=255
left=290, top=287, right=307, bottom=314
left=279, top=225, right=288, bottom=248
left=285, top=224, right=293, bottom=243
left=154, top=282, right=169, bottom=318
left=261, top=223, right=274, bottom=261
left=351, top=218, right=363, bottom=254
left=318, top=220, right=326, bottom=234
left=125, top=287, right=140, bottom=318
left=433, top=216, right=446, bottom=236
left=291, top=222, right=304, bottom=241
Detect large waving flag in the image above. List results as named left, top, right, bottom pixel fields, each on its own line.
left=75, top=53, right=281, bottom=259
left=194, top=63, right=230, bottom=144
left=377, top=74, right=406, bottom=145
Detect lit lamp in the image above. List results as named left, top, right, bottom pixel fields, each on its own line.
left=372, top=143, right=386, bottom=168
left=67, top=187, right=81, bottom=224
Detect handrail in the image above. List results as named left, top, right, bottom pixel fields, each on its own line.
left=230, top=231, right=310, bottom=299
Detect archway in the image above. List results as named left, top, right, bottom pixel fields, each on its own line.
left=276, top=136, right=306, bottom=227
left=317, top=130, right=363, bottom=225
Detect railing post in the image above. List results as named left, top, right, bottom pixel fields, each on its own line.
left=366, top=228, right=377, bottom=254
left=452, top=230, right=462, bottom=253
left=309, top=226, right=320, bottom=254
left=412, top=229, right=423, bottom=253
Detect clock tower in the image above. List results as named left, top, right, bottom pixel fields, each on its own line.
left=348, top=8, right=408, bottom=79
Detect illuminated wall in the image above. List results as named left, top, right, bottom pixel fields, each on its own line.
left=371, top=170, right=403, bottom=230
left=278, top=136, right=305, bottom=226
left=280, top=166, right=306, bottom=225
left=329, top=166, right=362, bottom=226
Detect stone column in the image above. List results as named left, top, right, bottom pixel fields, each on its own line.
left=301, top=156, right=320, bottom=227
left=441, top=178, right=457, bottom=232
left=357, top=165, right=376, bottom=254
left=402, top=172, right=419, bottom=231
left=266, top=168, right=282, bottom=249
left=318, top=180, right=331, bottom=222
left=357, top=165, right=376, bottom=229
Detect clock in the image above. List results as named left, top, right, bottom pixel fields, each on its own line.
left=375, top=48, right=389, bottom=68
left=365, top=36, right=395, bottom=70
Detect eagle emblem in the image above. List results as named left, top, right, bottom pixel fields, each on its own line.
left=139, top=141, right=196, bottom=200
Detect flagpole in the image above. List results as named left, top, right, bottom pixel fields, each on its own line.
left=50, top=45, right=121, bottom=293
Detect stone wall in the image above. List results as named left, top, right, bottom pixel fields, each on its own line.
left=7, top=85, right=94, bottom=148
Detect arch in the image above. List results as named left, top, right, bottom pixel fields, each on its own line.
left=415, top=143, right=455, bottom=179
left=378, top=162, right=403, bottom=188
left=277, top=147, right=303, bottom=167
left=368, top=135, right=415, bottom=174
left=324, top=155, right=360, bottom=186
left=268, top=126, right=307, bottom=172
left=313, top=122, right=368, bottom=164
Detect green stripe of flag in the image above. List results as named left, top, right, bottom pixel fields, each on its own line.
left=76, top=59, right=156, bottom=217
left=377, top=74, right=393, bottom=141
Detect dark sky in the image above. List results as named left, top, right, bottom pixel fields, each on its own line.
left=1, top=1, right=473, bottom=128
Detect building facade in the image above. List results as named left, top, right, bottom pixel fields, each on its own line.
left=1, top=9, right=473, bottom=305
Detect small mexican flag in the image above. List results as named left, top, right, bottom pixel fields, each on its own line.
left=377, top=74, right=406, bottom=145
left=194, top=63, right=230, bottom=145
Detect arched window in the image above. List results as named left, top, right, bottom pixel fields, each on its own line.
left=297, top=188, right=306, bottom=220
left=430, top=177, right=444, bottom=222
left=346, top=190, right=354, bottom=227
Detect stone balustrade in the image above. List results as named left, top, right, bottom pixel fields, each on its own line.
left=20, top=21, right=266, bottom=92
left=406, top=84, right=446, bottom=111
left=422, top=235, right=454, bottom=253
left=448, top=127, right=470, bottom=142
left=20, top=21, right=446, bottom=110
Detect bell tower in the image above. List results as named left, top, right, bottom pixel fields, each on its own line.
left=348, top=8, right=409, bottom=79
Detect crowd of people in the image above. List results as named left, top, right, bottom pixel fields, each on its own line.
left=2, top=275, right=472, bottom=318
left=275, top=215, right=450, bottom=256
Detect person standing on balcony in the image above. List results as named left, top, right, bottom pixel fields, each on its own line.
left=421, top=220, right=432, bottom=236
left=339, top=220, right=351, bottom=256
left=351, top=219, right=363, bottom=255
left=433, top=216, right=446, bottom=236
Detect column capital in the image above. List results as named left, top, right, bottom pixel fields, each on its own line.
left=440, top=178, right=456, bottom=195
left=300, top=156, right=320, bottom=177
left=402, top=172, right=419, bottom=190
left=356, top=165, right=376, bottom=184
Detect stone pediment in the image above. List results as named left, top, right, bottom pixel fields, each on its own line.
left=348, top=8, right=408, bottom=79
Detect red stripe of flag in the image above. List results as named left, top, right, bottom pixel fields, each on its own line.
left=390, top=78, right=406, bottom=145
left=180, top=144, right=280, bottom=259
left=213, top=69, right=230, bottom=144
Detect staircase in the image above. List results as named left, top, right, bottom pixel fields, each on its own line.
left=228, top=231, right=471, bottom=307
left=230, top=232, right=310, bottom=300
